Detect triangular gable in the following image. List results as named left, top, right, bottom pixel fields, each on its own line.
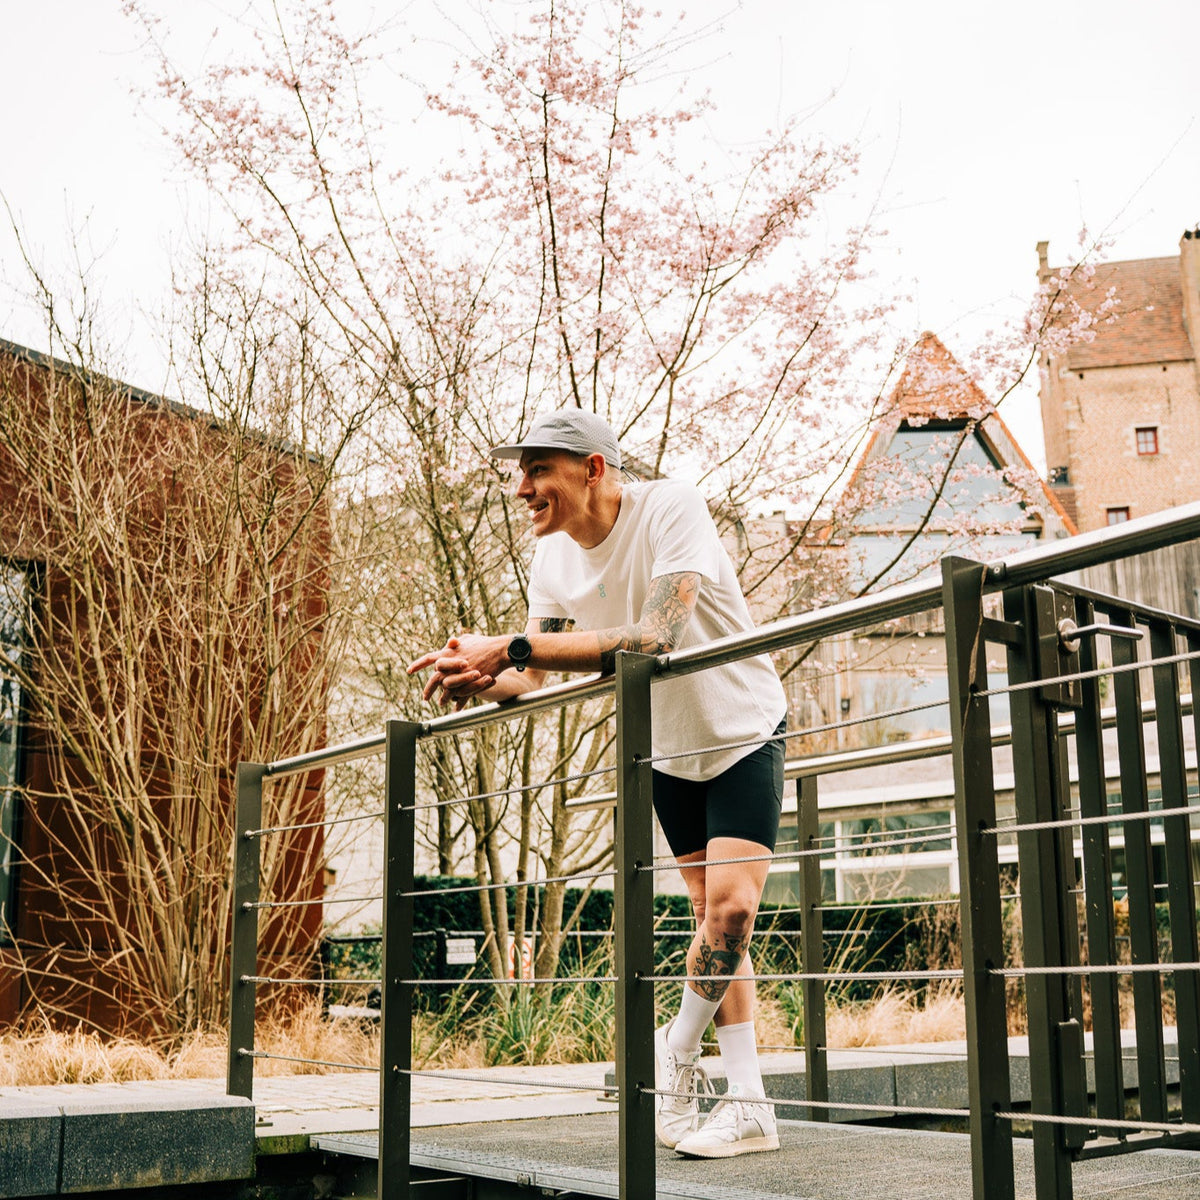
left=843, top=332, right=1077, bottom=537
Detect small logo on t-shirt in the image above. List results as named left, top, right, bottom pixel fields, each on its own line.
left=598, top=583, right=607, bottom=598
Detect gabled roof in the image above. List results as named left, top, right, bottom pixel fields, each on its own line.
left=1049, top=255, right=1194, bottom=370
left=0, top=336, right=317, bottom=463
left=884, top=328, right=992, bottom=421
left=846, top=331, right=1077, bottom=535
left=0, top=336, right=207, bottom=425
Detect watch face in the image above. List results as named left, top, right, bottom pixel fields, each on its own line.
left=509, top=635, right=532, bottom=666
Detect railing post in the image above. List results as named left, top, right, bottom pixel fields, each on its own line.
left=941, top=557, right=1014, bottom=1200
left=1110, top=610, right=1168, bottom=1123
left=228, top=762, right=264, bottom=1101
left=614, top=652, right=656, bottom=1200
left=1073, top=597, right=1124, bottom=1131
left=797, top=774, right=828, bottom=1121
left=1185, top=630, right=1200, bottom=1117
left=1005, top=583, right=1083, bottom=1199
left=378, top=719, right=420, bottom=1200
left=1148, top=620, right=1200, bottom=1120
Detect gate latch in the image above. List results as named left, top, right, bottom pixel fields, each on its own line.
left=1034, top=587, right=1143, bottom=708
left=1055, top=617, right=1142, bottom=656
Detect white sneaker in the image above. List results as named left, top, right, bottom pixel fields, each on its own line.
left=653, top=1019, right=711, bottom=1149
left=673, top=1083, right=780, bottom=1158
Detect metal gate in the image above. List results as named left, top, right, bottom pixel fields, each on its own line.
left=944, top=556, right=1200, bottom=1200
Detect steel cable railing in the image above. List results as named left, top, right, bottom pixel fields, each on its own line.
left=234, top=700, right=1184, bottom=1085
left=242, top=808, right=385, bottom=838
left=984, top=802, right=1200, bottom=838
left=414, top=762, right=617, bottom=810
left=974, top=644, right=1200, bottom=701
left=243, top=635, right=1192, bottom=1112
left=225, top=504, right=1200, bottom=1200
left=645, top=1083, right=972, bottom=1122
left=642, top=697, right=949, bottom=769
left=636, top=823, right=964, bottom=871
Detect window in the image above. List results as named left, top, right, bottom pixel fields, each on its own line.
left=1106, top=507, right=1131, bottom=525
left=858, top=425, right=1022, bottom=529
left=1135, top=427, right=1159, bottom=456
left=0, top=565, right=29, bottom=943
left=840, top=811, right=953, bottom=857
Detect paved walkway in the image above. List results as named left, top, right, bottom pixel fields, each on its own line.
left=336, top=1111, right=1200, bottom=1200
left=2, top=1040, right=966, bottom=1146
left=4, top=1027, right=1175, bottom=1144
left=0, top=1038, right=1016, bottom=1147
left=6, top=1041, right=1200, bottom=1200
left=253, top=1060, right=616, bottom=1140
left=1, top=1060, right=618, bottom=1147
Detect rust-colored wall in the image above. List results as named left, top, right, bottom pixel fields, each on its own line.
left=0, top=346, right=331, bottom=1033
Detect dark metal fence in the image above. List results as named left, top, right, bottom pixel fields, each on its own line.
left=227, top=501, right=1200, bottom=1200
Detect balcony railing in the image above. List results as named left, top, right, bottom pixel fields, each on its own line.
left=228, top=500, right=1200, bottom=1200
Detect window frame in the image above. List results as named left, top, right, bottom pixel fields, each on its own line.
left=1135, top=426, right=1159, bottom=456
left=0, top=562, right=32, bottom=947
left=1106, top=506, right=1131, bottom=525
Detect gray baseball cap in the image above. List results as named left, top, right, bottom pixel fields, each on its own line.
left=490, top=409, right=622, bottom=469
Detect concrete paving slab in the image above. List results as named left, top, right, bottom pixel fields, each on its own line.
left=0, top=1085, right=254, bottom=1196
left=0, top=1099, right=61, bottom=1199
left=894, top=1055, right=968, bottom=1112
left=58, top=1094, right=254, bottom=1193
left=251, top=1060, right=617, bottom=1143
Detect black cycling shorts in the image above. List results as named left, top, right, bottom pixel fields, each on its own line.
left=651, top=719, right=786, bottom=857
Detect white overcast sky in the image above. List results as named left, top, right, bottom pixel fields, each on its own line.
left=1, top=0, right=1197, bottom=470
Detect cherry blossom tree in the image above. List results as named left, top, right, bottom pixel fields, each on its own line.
left=117, top=0, right=1112, bottom=989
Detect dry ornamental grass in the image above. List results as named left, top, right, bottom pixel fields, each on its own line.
left=1, top=986, right=974, bottom=1086
left=0, top=1003, right=378, bottom=1086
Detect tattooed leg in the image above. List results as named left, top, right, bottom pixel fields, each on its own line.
left=684, top=836, right=772, bottom=1026
left=691, top=929, right=751, bottom=1003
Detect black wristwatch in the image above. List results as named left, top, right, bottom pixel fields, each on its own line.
left=507, top=634, right=533, bottom=672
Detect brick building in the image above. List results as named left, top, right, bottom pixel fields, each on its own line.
left=1038, top=229, right=1200, bottom=533
left=0, top=339, right=330, bottom=1035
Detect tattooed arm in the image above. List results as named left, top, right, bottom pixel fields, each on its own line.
left=407, top=573, right=702, bottom=708
left=594, top=571, right=700, bottom=673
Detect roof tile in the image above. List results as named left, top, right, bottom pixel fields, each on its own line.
left=1053, top=256, right=1194, bottom=369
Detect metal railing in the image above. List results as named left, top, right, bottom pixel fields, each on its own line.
left=227, top=500, right=1200, bottom=1200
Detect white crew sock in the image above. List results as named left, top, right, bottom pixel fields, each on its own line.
left=667, top=984, right=722, bottom=1055
left=716, top=1020, right=765, bottom=1097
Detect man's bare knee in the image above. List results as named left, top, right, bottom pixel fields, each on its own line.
left=706, top=891, right=759, bottom=943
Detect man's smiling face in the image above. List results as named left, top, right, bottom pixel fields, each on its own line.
left=515, top=448, right=591, bottom=538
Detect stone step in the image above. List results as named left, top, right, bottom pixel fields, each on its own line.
left=0, top=1090, right=253, bottom=1199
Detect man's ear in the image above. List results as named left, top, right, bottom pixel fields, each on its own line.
left=585, top=453, right=607, bottom=486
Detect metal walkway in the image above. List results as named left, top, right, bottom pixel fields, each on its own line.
left=315, top=1113, right=1200, bottom=1200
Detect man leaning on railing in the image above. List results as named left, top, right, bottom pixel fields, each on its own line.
left=408, top=408, right=788, bottom=1159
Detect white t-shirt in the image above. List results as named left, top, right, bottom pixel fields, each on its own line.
left=526, top=479, right=787, bottom=781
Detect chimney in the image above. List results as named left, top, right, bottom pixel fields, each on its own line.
left=1037, top=240, right=1051, bottom=285
left=1181, top=228, right=1200, bottom=358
